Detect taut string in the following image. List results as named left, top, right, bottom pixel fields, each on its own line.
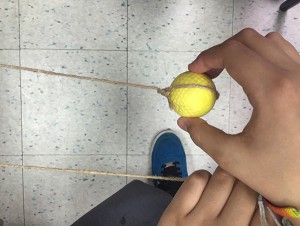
left=0, top=63, right=219, bottom=180
left=0, top=63, right=219, bottom=98
left=0, top=163, right=185, bottom=181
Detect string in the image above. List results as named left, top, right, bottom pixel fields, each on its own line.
left=0, top=63, right=160, bottom=91
left=0, top=163, right=185, bottom=182
left=0, top=63, right=219, bottom=99
left=0, top=63, right=218, bottom=180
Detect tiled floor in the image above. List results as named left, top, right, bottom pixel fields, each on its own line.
left=0, top=0, right=299, bottom=225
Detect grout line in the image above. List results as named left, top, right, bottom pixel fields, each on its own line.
left=0, top=48, right=298, bottom=55
left=228, top=0, right=235, bottom=134
left=0, top=48, right=207, bottom=53
left=17, top=0, right=26, bottom=225
left=232, top=0, right=235, bottom=37
left=125, top=0, right=129, bottom=185
left=0, top=49, right=20, bottom=51
left=0, top=153, right=207, bottom=157
left=1, top=154, right=129, bottom=156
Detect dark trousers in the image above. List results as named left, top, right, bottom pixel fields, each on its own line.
left=71, top=180, right=173, bottom=226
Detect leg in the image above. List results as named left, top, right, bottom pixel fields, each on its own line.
left=71, top=180, right=172, bottom=226
left=280, top=0, right=300, bottom=11
left=72, top=129, right=188, bottom=226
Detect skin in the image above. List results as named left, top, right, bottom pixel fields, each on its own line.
left=158, top=167, right=277, bottom=226
left=160, top=28, right=300, bottom=225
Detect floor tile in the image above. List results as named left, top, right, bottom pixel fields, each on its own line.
left=0, top=156, right=24, bottom=226
left=187, top=154, right=217, bottom=174
left=20, top=0, right=127, bottom=50
left=229, top=79, right=252, bottom=134
left=127, top=155, right=151, bottom=184
left=0, top=1, right=298, bottom=225
left=0, top=0, right=19, bottom=49
left=128, top=51, right=230, bottom=155
left=128, top=0, right=233, bottom=51
left=23, top=155, right=126, bottom=226
left=0, top=50, right=22, bottom=155
left=21, top=50, right=127, bottom=155
left=233, top=0, right=300, bottom=51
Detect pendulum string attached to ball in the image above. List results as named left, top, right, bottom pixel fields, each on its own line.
left=0, top=64, right=219, bottom=117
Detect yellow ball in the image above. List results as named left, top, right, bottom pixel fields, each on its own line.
left=168, top=71, right=217, bottom=117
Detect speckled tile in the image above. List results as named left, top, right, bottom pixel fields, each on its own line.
left=127, top=155, right=151, bottom=185
left=233, top=0, right=300, bottom=51
left=0, top=50, right=22, bottom=155
left=128, top=51, right=230, bottom=155
left=20, top=0, right=127, bottom=50
left=128, top=0, right=233, bottom=51
left=23, top=155, right=126, bottom=226
left=187, top=154, right=217, bottom=174
left=229, top=78, right=253, bottom=134
left=0, top=0, right=19, bottom=49
left=21, top=50, right=127, bottom=155
left=0, top=156, right=24, bottom=226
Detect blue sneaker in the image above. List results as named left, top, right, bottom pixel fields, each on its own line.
left=151, top=130, right=188, bottom=196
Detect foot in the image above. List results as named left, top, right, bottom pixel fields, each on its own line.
left=151, top=129, right=188, bottom=197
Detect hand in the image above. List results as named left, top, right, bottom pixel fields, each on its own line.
left=158, top=167, right=273, bottom=226
left=178, top=28, right=300, bottom=210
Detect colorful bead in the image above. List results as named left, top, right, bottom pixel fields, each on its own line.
left=262, top=196, right=300, bottom=218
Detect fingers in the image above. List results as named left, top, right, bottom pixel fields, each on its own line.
left=183, top=168, right=257, bottom=225
left=177, top=117, right=245, bottom=171
left=188, top=37, right=277, bottom=103
left=265, top=32, right=300, bottom=65
left=203, top=68, right=224, bottom=79
left=231, top=29, right=298, bottom=70
left=219, top=181, right=258, bottom=225
left=249, top=209, right=262, bottom=226
left=188, top=29, right=300, bottom=105
left=159, top=168, right=258, bottom=226
left=189, top=167, right=236, bottom=219
left=250, top=208, right=278, bottom=226
left=162, top=170, right=211, bottom=218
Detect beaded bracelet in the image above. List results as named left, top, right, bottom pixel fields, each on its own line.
left=262, top=196, right=300, bottom=218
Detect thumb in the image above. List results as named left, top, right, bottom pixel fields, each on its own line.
left=177, top=117, right=244, bottom=168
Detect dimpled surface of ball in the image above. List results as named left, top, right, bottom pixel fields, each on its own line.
left=169, top=71, right=217, bottom=117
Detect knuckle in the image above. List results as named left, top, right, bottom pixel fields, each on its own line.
left=213, top=167, right=234, bottom=182
left=238, top=27, right=259, bottom=38
left=222, top=38, right=241, bottom=49
left=188, top=170, right=211, bottom=185
left=265, top=31, right=282, bottom=41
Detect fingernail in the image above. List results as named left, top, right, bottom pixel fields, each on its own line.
left=177, top=118, right=188, bottom=132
